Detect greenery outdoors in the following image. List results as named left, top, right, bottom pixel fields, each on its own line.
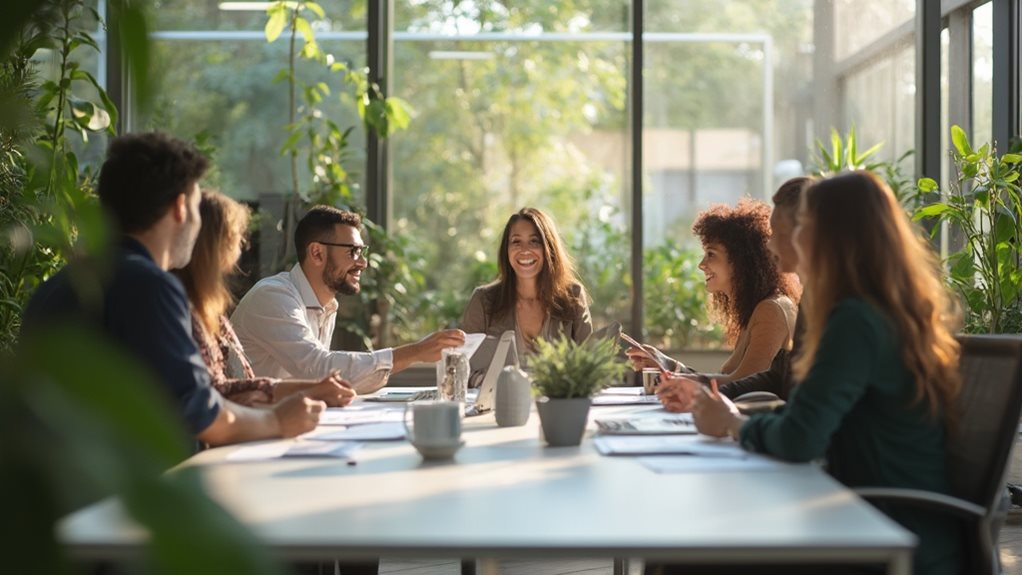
left=530, top=334, right=627, bottom=399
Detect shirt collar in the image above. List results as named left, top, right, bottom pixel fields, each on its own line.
left=290, top=262, right=337, bottom=312
left=121, top=236, right=155, bottom=262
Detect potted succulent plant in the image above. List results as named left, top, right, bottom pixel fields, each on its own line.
left=530, top=335, right=626, bottom=446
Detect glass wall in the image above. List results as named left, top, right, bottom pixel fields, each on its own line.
left=128, top=0, right=1019, bottom=350
left=973, top=2, right=994, bottom=148
left=140, top=1, right=367, bottom=205
left=391, top=2, right=633, bottom=335
left=833, top=0, right=914, bottom=60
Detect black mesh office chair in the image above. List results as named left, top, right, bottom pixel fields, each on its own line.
left=856, top=335, right=1022, bottom=575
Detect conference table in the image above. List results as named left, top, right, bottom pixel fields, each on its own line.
left=59, top=390, right=916, bottom=574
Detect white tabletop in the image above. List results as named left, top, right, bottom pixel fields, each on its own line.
left=59, top=394, right=915, bottom=571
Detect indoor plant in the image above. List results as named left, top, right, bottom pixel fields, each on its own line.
left=530, top=335, right=625, bottom=447
left=914, top=125, right=1022, bottom=333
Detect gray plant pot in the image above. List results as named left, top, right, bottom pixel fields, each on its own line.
left=535, top=396, right=592, bottom=447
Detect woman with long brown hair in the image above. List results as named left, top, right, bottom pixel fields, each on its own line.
left=461, top=207, right=592, bottom=357
left=691, top=172, right=962, bottom=575
left=174, top=191, right=355, bottom=407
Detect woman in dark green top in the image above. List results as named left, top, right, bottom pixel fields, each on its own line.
left=692, top=172, right=964, bottom=575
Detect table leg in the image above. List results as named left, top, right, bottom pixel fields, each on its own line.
left=477, top=558, right=500, bottom=575
left=613, top=558, right=629, bottom=575
left=887, top=550, right=912, bottom=575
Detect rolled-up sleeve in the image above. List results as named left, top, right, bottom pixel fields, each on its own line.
left=232, top=280, right=392, bottom=392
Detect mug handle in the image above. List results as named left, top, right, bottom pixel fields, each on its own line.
left=403, top=402, right=415, bottom=443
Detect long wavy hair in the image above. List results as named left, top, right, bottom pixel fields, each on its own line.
left=692, top=199, right=800, bottom=344
left=489, top=207, right=588, bottom=321
left=793, top=172, right=961, bottom=422
left=173, top=191, right=250, bottom=336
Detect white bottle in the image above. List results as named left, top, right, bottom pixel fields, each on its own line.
left=495, top=365, right=532, bottom=427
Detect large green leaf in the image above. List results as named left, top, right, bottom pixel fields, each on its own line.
left=951, top=124, right=972, bottom=156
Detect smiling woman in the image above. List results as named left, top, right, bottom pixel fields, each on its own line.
left=628, top=199, right=801, bottom=387
left=460, top=207, right=594, bottom=360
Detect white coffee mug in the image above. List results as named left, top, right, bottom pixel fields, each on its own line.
left=403, top=401, right=462, bottom=447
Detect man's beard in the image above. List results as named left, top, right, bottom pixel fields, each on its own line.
left=324, top=261, right=360, bottom=295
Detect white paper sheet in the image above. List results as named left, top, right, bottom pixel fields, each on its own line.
left=455, top=333, right=487, bottom=360
left=593, top=434, right=745, bottom=457
left=308, top=422, right=407, bottom=441
left=318, top=407, right=406, bottom=426
left=638, top=454, right=788, bottom=473
left=226, top=440, right=363, bottom=462
left=591, top=394, right=660, bottom=406
left=599, top=386, right=645, bottom=396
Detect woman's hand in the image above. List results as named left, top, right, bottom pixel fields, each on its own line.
left=691, top=380, right=744, bottom=438
left=655, top=375, right=703, bottom=412
left=302, top=373, right=357, bottom=407
left=625, top=344, right=667, bottom=371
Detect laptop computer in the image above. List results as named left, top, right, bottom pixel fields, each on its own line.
left=466, top=330, right=519, bottom=415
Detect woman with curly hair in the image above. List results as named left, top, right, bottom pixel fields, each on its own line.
left=689, top=172, right=962, bottom=575
left=629, top=198, right=799, bottom=388
left=461, top=207, right=592, bottom=358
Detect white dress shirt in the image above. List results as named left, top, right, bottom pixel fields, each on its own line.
left=231, top=263, right=393, bottom=393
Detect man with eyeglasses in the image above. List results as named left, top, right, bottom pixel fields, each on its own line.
left=231, top=205, right=465, bottom=394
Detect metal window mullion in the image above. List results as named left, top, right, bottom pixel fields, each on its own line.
left=917, top=0, right=943, bottom=182
left=367, top=0, right=394, bottom=228
left=630, top=0, right=644, bottom=337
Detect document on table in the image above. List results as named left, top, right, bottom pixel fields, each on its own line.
left=318, top=407, right=406, bottom=426
left=593, top=434, right=746, bottom=457
left=307, top=422, right=406, bottom=441
left=638, top=454, right=788, bottom=473
left=226, top=440, right=363, bottom=462
left=594, top=412, right=697, bottom=435
left=591, top=393, right=660, bottom=406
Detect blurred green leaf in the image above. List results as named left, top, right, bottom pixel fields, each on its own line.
left=265, top=8, right=288, bottom=43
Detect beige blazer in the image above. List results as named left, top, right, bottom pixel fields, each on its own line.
left=460, top=282, right=593, bottom=355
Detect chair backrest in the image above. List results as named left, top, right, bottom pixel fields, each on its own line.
left=949, top=335, right=1022, bottom=510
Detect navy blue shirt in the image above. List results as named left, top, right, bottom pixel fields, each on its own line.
left=22, top=238, right=221, bottom=436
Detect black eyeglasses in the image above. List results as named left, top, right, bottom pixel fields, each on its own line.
left=316, top=241, right=369, bottom=260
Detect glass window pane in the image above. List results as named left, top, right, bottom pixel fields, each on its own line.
left=139, top=39, right=366, bottom=204
left=396, top=1, right=629, bottom=33
left=973, top=2, right=994, bottom=148
left=833, top=0, right=914, bottom=60
left=152, top=0, right=367, bottom=32
left=842, top=45, right=916, bottom=164
left=391, top=34, right=632, bottom=337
